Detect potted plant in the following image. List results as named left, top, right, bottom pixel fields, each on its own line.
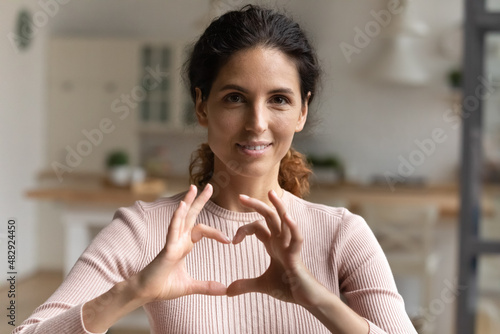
left=307, top=154, right=344, bottom=184
left=447, top=68, right=462, bottom=90
left=106, top=150, right=131, bottom=187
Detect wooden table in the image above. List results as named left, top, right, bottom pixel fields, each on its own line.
left=26, top=173, right=188, bottom=205
left=307, top=182, right=496, bottom=220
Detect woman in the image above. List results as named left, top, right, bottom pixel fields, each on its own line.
left=14, top=5, right=417, bottom=334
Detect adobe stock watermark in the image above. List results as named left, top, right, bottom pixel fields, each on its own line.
left=269, top=269, right=302, bottom=302
left=50, top=65, right=168, bottom=182
left=340, top=0, right=405, bottom=64
left=413, top=277, right=467, bottom=332
left=207, top=159, right=245, bottom=198
left=384, top=75, right=497, bottom=191
left=7, top=0, right=73, bottom=54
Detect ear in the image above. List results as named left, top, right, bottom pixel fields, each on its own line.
left=195, top=87, right=208, bottom=127
left=295, top=92, right=311, bottom=132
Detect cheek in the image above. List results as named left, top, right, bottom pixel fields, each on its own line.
left=272, top=115, right=299, bottom=136
left=207, top=115, right=238, bottom=146
left=208, top=118, right=236, bottom=138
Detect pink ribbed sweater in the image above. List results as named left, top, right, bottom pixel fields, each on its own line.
left=13, top=190, right=416, bottom=334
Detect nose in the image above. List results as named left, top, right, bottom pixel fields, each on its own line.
left=244, top=101, right=268, bottom=134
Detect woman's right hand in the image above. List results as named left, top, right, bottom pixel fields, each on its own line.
left=128, top=183, right=230, bottom=303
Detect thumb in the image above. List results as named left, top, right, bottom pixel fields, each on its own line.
left=227, top=278, right=262, bottom=297
left=188, top=280, right=227, bottom=296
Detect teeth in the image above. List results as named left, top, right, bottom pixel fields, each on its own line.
left=242, top=144, right=268, bottom=150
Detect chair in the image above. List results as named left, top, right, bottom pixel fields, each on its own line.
left=358, top=202, right=440, bottom=333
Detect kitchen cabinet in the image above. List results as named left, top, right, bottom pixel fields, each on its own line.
left=137, top=42, right=197, bottom=134
left=47, top=37, right=196, bottom=179
left=47, top=37, right=142, bottom=173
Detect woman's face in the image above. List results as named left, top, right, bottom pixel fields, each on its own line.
left=195, top=46, right=309, bottom=180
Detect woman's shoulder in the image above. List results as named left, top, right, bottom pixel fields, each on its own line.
left=135, top=190, right=187, bottom=213
left=108, top=191, right=187, bottom=232
left=284, top=191, right=368, bottom=229
left=285, top=190, right=347, bottom=220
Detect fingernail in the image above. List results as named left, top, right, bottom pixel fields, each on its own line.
left=239, top=194, right=249, bottom=200
left=224, top=235, right=231, bottom=243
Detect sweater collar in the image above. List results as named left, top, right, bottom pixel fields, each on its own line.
left=203, top=190, right=293, bottom=221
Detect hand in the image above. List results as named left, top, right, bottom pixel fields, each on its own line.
left=227, top=190, right=330, bottom=307
left=128, top=184, right=231, bottom=303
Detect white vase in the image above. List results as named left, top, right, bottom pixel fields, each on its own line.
left=131, top=167, right=146, bottom=184
left=108, top=165, right=132, bottom=186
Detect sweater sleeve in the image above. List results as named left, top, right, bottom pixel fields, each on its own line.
left=335, top=208, right=417, bottom=334
left=11, top=201, right=147, bottom=334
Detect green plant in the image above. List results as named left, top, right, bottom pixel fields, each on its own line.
left=106, top=150, right=129, bottom=168
left=307, top=154, right=343, bottom=171
left=448, top=69, right=462, bottom=89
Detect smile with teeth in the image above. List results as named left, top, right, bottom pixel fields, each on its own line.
left=237, top=143, right=271, bottom=150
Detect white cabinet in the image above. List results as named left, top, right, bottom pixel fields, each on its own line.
left=47, top=38, right=141, bottom=174
left=47, top=38, right=198, bottom=178
left=136, top=41, right=197, bottom=134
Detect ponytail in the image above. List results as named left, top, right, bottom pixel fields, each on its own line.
left=278, top=147, right=312, bottom=198
left=189, top=143, right=214, bottom=191
left=189, top=144, right=312, bottom=198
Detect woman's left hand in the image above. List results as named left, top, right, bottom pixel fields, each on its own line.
left=227, top=190, right=329, bottom=307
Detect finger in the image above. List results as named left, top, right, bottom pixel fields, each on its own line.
left=180, top=185, right=198, bottom=231
left=284, top=213, right=304, bottom=254
left=227, top=278, right=263, bottom=297
left=185, top=183, right=213, bottom=230
left=183, top=184, right=198, bottom=204
left=191, top=223, right=231, bottom=244
left=166, top=200, right=187, bottom=242
left=232, top=221, right=271, bottom=245
left=188, top=279, right=227, bottom=296
left=268, top=190, right=291, bottom=243
left=239, top=194, right=281, bottom=236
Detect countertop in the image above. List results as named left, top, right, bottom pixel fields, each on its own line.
left=25, top=171, right=189, bottom=206
left=26, top=171, right=498, bottom=218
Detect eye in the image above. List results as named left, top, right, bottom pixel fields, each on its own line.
left=270, top=95, right=290, bottom=105
left=223, top=93, right=245, bottom=103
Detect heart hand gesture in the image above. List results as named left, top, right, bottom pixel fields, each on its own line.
left=227, top=190, right=328, bottom=308
left=128, top=184, right=231, bottom=303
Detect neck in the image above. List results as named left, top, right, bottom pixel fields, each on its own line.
left=208, top=163, right=283, bottom=212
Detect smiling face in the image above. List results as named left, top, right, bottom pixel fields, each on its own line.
left=195, top=46, right=309, bottom=183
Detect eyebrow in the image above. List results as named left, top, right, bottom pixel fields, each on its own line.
left=219, top=84, right=295, bottom=96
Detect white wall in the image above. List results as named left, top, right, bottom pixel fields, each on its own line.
left=1, top=0, right=466, bottom=272
left=0, top=0, right=48, bottom=285
left=288, top=0, right=464, bottom=186
left=46, top=0, right=464, bottom=188
left=58, top=0, right=462, bottom=187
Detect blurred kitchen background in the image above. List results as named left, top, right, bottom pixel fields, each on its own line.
left=1, top=0, right=500, bottom=333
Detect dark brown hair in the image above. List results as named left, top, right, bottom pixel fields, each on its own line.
left=185, top=5, right=320, bottom=197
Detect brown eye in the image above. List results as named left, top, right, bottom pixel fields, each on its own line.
left=271, top=96, right=289, bottom=105
left=224, top=93, right=244, bottom=103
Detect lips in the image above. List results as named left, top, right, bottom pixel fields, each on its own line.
left=238, top=144, right=271, bottom=150
left=236, top=142, right=272, bottom=154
